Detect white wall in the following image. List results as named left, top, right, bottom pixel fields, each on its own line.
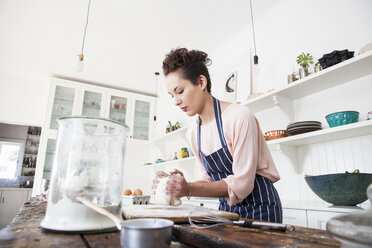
left=207, top=0, right=372, bottom=203
left=1, top=0, right=372, bottom=204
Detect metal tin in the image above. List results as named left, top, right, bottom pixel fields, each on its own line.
left=120, top=218, right=173, bottom=248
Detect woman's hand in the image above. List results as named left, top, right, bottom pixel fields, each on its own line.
left=152, top=171, right=169, bottom=195
left=166, top=169, right=190, bottom=198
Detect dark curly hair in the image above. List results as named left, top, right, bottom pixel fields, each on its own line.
left=162, top=48, right=212, bottom=93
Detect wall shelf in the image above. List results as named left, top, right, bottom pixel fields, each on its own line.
left=267, top=120, right=372, bottom=148
left=151, top=127, right=188, bottom=145
left=143, top=156, right=196, bottom=168
left=242, top=50, right=372, bottom=113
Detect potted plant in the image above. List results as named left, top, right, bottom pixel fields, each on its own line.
left=296, top=52, right=314, bottom=78
left=166, top=121, right=173, bottom=133
left=166, top=121, right=181, bottom=133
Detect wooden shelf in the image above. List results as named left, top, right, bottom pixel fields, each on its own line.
left=267, top=120, right=372, bottom=148
left=242, top=50, right=372, bottom=113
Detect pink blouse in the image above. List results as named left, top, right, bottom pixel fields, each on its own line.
left=186, top=103, right=280, bottom=206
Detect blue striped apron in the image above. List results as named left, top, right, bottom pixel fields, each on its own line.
left=197, top=97, right=283, bottom=223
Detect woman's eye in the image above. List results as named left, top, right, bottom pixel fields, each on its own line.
left=178, top=89, right=184, bottom=94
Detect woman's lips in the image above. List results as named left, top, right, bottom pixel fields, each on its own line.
left=181, top=107, right=187, bottom=112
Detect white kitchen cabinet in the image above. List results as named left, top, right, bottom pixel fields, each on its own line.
left=106, top=89, right=131, bottom=130
left=307, top=210, right=347, bottom=230
left=0, top=188, right=32, bottom=229
left=32, top=134, right=56, bottom=195
left=45, top=80, right=80, bottom=134
left=32, top=77, right=155, bottom=195
left=77, top=85, right=107, bottom=119
left=128, top=94, right=155, bottom=140
left=282, top=208, right=308, bottom=227
left=44, top=78, right=155, bottom=139
left=183, top=197, right=220, bottom=210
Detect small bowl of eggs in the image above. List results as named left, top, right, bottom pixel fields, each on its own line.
left=122, top=188, right=150, bottom=205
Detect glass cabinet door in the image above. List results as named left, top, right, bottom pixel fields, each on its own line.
left=133, top=100, right=150, bottom=140
left=109, top=95, right=128, bottom=124
left=82, top=91, right=102, bottom=117
left=43, top=139, right=56, bottom=180
left=50, top=86, right=75, bottom=130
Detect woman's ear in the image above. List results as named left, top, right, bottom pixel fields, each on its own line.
left=198, top=75, right=208, bottom=91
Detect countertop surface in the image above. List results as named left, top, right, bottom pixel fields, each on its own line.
left=186, top=197, right=371, bottom=213
left=0, top=198, right=341, bottom=248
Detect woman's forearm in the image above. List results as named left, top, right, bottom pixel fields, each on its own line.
left=190, top=180, right=229, bottom=198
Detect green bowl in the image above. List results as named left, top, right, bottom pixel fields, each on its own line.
left=305, top=173, right=372, bottom=206
left=325, top=111, right=359, bottom=128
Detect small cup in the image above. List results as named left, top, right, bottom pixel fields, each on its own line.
left=120, top=218, right=174, bottom=248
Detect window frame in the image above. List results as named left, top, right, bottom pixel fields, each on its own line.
left=0, top=138, right=25, bottom=181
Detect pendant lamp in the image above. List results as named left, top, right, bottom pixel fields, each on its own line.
left=250, top=0, right=258, bottom=65
left=153, top=72, right=160, bottom=122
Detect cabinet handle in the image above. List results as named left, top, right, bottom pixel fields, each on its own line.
left=2, top=197, right=4, bottom=204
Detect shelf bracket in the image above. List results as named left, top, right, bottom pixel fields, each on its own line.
left=274, top=144, right=300, bottom=174
left=272, top=95, right=294, bottom=125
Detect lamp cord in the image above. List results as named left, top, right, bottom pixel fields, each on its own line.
left=249, top=0, right=257, bottom=56
left=80, top=0, right=92, bottom=55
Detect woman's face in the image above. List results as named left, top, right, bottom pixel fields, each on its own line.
left=165, top=70, right=205, bottom=117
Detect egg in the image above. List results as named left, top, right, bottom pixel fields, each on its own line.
left=134, top=188, right=143, bottom=195
left=129, top=193, right=136, bottom=196
left=123, top=189, right=132, bottom=195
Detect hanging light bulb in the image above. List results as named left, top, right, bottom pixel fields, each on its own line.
left=77, top=54, right=84, bottom=72
left=77, top=0, right=91, bottom=72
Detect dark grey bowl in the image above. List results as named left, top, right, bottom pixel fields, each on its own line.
left=305, top=173, right=372, bottom=206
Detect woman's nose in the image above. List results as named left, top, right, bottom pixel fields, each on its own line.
left=174, top=95, right=181, bottom=106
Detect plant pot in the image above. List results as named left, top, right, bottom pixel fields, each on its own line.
left=299, top=67, right=309, bottom=79
left=314, top=63, right=322, bottom=73
left=287, top=72, right=298, bottom=84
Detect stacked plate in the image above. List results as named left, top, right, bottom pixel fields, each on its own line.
left=286, top=121, right=322, bottom=136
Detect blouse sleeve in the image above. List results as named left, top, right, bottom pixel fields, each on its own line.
left=186, top=124, right=212, bottom=182
left=222, top=108, right=259, bottom=206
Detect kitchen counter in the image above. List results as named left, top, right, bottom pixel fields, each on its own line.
left=0, top=198, right=341, bottom=247
left=187, top=197, right=370, bottom=213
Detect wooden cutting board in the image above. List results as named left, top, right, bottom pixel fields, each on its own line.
left=122, top=204, right=240, bottom=223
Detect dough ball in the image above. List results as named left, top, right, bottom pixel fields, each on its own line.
left=154, top=177, right=181, bottom=206
left=134, top=189, right=143, bottom=195
left=123, top=189, right=132, bottom=195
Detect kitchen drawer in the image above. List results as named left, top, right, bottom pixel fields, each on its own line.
left=282, top=208, right=307, bottom=227
left=307, top=210, right=347, bottom=230
left=199, top=201, right=219, bottom=210
left=184, top=198, right=219, bottom=210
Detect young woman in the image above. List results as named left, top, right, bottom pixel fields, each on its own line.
left=153, top=48, right=283, bottom=223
